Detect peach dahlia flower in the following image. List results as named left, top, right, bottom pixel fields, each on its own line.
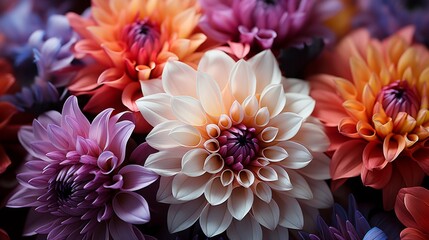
left=137, top=50, right=332, bottom=239
left=309, top=27, right=429, bottom=209
left=67, top=0, right=207, bottom=133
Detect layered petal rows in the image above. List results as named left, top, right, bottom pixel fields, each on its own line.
left=137, top=49, right=332, bottom=239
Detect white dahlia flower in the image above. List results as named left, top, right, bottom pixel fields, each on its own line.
left=137, top=49, right=333, bottom=239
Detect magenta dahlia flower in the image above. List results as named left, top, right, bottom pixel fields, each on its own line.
left=199, top=0, right=341, bottom=55
left=6, top=96, right=158, bottom=240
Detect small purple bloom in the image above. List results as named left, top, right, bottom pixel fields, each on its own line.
left=199, top=0, right=341, bottom=54
left=299, top=195, right=388, bottom=240
left=353, top=0, right=429, bottom=46
left=7, top=96, right=158, bottom=240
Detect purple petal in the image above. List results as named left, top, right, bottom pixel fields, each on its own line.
left=109, top=217, right=142, bottom=240
left=112, top=192, right=150, bottom=224
left=118, top=164, right=158, bottom=191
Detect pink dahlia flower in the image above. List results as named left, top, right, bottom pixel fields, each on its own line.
left=7, top=96, right=158, bottom=240
left=199, top=0, right=341, bottom=55
left=137, top=50, right=332, bottom=239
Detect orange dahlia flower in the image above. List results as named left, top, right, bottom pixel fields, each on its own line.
left=395, top=187, right=429, bottom=240
left=309, top=27, right=429, bottom=209
left=67, top=0, right=208, bottom=133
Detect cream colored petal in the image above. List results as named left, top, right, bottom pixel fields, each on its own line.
left=218, top=114, right=232, bottom=129
left=256, top=166, right=279, bottom=182
left=167, top=197, right=207, bottom=233
left=182, top=149, right=209, bottom=177
left=284, top=93, right=315, bottom=119
left=199, top=203, right=233, bottom=237
left=229, top=101, right=244, bottom=124
left=229, top=60, right=256, bottom=103
left=162, top=60, right=197, bottom=97
left=227, top=187, right=254, bottom=220
left=156, top=176, right=185, bottom=204
left=253, top=181, right=272, bottom=203
left=259, top=127, right=279, bottom=143
left=144, top=149, right=186, bottom=176
left=198, top=50, right=235, bottom=91
left=243, top=95, right=259, bottom=117
left=227, top=216, right=263, bottom=240
left=274, top=193, right=304, bottom=229
left=270, top=112, right=304, bottom=141
left=206, top=124, right=221, bottom=138
left=197, top=71, right=225, bottom=118
left=248, top=50, right=282, bottom=93
left=254, top=107, right=270, bottom=127
left=203, top=153, right=224, bottom=174
left=277, top=141, right=312, bottom=169
left=297, top=152, right=330, bottom=180
left=299, top=178, right=333, bottom=209
left=260, top=84, right=286, bottom=118
left=291, top=122, right=329, bottom=152
left=267, top=165, right=292, bottom=191
left=169, top=125, right=202, bottom=147
left=220, top=169, right=234, bottom=186
left=171, top=96, right=207, bottom=126
left=146, top=120, right=184, bottom=150
left=282, top=77, right=310, bottom=95
left=261, top=146, right=289, bottom=162
left=136, top=94, right=175, bottom=129
left=251, top=198, right=280, bottom=230
left=204, top=139, right=220, bottom=153
left=172, top=173, right=212, bottom=201
left=282, top=170, right=313, bottom=200
left=204, top=177, right=233, bottom=206
left=236, top=169, right=255, bottom=188
left=140, top=78, right=164, bottom=96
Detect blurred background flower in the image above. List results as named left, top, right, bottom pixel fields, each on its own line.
left=67, top=0, right=209, bottom=133
left=6, top=96, right=158, bottom=239
left=137, top=49, right=332, bottom=239
left=395, top=186, right=429, bottom=240
left=309, top=27, right=429, bottom=210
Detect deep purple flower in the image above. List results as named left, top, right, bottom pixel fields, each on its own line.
left=6, top=96, right=158, bottom=240
left=353, top=0, right=429, bottom=46
left=299, top=195, right=388, bottom=240
left=199, top=0, right=341, bottom=54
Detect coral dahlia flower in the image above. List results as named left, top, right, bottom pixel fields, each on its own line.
left=67, top=0, right=207, bottom=133
left=137, top=50, right=332, bottom=239
left=395, top=187, right=429, bottom=240
left=7, top=96, right=158, bottom=239
left=309, top=27, right=429, bottom=209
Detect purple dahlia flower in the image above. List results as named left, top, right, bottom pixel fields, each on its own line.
left=6, top=96, right=158, bottom=240
left=353, top=0, right=429, bottom=46
left=299, top=195, right=388, bottom=240
left=199, top=0, right=341, bottom=54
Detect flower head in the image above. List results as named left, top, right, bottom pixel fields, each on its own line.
left=67, top=0, right=208, bottom=133
left=353, top=0, right=429, bottom=46
left=299, top=195, right=387, bottom=240
left=7, top=96, right=158, bottom=239
left=309, top=27, right=429, bottom=209
left=199, top=0, right=341, bottom=55
left=137, top=50, right=332, bottom=239
left=395, top=187, right=429, bottom=240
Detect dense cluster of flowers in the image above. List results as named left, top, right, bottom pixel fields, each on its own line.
left=1, top=0, right=429, bottom=240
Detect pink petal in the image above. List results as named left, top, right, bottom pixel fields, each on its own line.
left=330, top=140, right=366, bottom=180
left=362, top=142, right=388, bottom=170
left=112, top=192, right=150, bottom=224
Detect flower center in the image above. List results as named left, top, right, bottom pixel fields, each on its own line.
left=378, top=80, right=420, bottom=118
left=122, top=18, right=161, bottom=55
left=217, top=124, right=259, bottom=171
left=261, top=0, right=277, bottom=5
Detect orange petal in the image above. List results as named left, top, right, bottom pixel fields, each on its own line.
left=338, top=118, right=359, bottom=138
left=372, top=113, right=393, bottom=138
left=98, top=68, right=131, bottom=89
left=361, top=162, right=392, bottom=189
left=357, top=120, right=377, bottom=141
left=343, top=99, right=368, bottom=122
left=330, top=140, right=366, bottom=180
left=400, top=228, right=429, bottom=240
left=311, top=89, right=348, bottom=127
left=383, top=134, right=406, bottom=162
